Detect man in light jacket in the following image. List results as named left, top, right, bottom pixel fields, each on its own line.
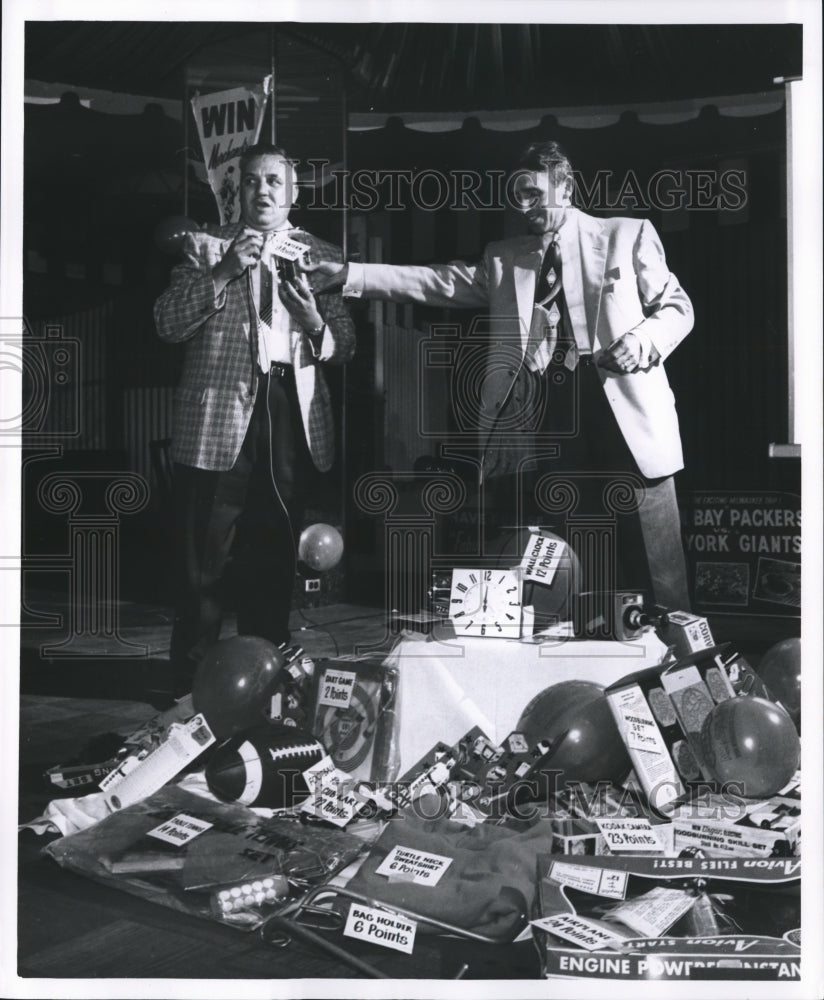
left=308, top=141, right=692, bottom=609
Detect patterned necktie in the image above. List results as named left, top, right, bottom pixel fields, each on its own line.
left=534, top=234, right=564, bottom=336
left=526, top=234, right=565, bottom=371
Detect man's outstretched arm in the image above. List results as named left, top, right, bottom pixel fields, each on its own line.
left=301, top=255, right=490, bottom=311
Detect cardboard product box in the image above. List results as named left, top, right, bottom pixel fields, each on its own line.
left=605, top=667, right=689, bottom=811
left=548, top=818, right=608, bottom=856
left=606, top=644, right=776, bottom=806
left=533, top=853, right=801, bottom=981
left=662, top=771, right=801, bottom=858
left=659, top=611, right=715, bottom=657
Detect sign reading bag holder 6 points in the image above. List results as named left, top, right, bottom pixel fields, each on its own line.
left=343, top=902, right=417, bottom=955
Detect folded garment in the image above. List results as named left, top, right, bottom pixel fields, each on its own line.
left=344, top=811, right=555, bottom=940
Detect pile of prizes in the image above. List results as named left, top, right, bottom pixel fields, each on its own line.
left=32, top=629, right=803, bottom=982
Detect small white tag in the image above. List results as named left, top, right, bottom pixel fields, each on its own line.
left=300, top=756, right=360, bottom=827
left=520, top=533, right=566, bottom=586
left=621, top=711, right=664, bottom=753
left=609, top=887, right=695, bottom=937
left=375, top=845, right=453, bottom=886
left=343, top=902, right=416, bottom=954
left=595, top=817, right=669, bottom=853
left=532, top=913, right=625, bottom=951
left=146, top=813, right=213, bottom=846
left=548, top=861, right=628, bottom=900
left=270, top=232, right=311, bottom=261
left=317, top=669, right=357, bottom=708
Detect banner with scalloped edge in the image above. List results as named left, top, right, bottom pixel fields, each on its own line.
left=191, top=76, right=272, bottom=224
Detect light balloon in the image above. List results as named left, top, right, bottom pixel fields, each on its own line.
left=700, top=696, right=800, bottom=799
left=298, top=523, right=344, bottom=572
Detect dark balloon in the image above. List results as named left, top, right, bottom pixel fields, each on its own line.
left=756, top=637, right=801, bottom=730
left=192, top=636, right=285, bottom=740
left=298, top=523, right=344, bottom=572
left=700, top=696, right=800, bottom=799
left=517, top=680, right=631, bottom=792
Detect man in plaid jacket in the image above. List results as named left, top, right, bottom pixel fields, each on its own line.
left=155, top=143, right=355, bottom=692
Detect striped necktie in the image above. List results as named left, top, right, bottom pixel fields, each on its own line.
left=258, top=237, right=275, bottom=328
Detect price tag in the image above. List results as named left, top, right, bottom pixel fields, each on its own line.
left=548, top=861, right=628, bottom=900
left=620, top=708, right=665, bottom=753
left=375, top=845, right=453, bottom=886
left=343, top=902, right=416, bottom=954
left=531, top=913, right=625, bottom=951
left=520, top=533, right=566, bottom=585
left=317, top=669, right=357, bottom=708
left=595, top=817, right=669, bottom=853
left=300, top=756, right=361, bottom=827
left=146, top=813, right=212, bottom=846
left=270, top=232, right=311, bottom=261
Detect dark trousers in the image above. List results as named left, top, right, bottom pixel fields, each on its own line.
left=492, top=356, right=691, bottom=610
left=170, top=367, right=312, bottom=687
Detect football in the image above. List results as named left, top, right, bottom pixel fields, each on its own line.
left=205, top=723, right=326, bottom=809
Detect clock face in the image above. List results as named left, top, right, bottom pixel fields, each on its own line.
left=449, top=568, right=523, bottom=638
left=449, top=569, right=486, bottom=635
left=483, top=569, right=523, bottom=638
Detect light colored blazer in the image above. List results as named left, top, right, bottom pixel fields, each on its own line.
left=154, top=224, right=355, bottom=472
left=351, top=209, right=693, bottom=479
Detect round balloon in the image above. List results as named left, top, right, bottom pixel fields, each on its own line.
left=756, top=637, right=801, bottom=730
left=298, top=523, right=344, bottom=572
left=192, top=635, right=285, bottom=740
left=154, top=215, right=199, bottom=255
left=516, top=680, right=631, bottom=790
left=700, top=696, right=800, bottom=799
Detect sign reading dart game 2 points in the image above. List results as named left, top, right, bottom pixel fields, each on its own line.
left=683, top=492, right=800, bottom=617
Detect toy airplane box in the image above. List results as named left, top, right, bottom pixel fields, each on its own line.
left=532, top=852, right=801, bottom=981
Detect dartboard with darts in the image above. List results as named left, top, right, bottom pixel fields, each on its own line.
left=310, top=660, right=399, bottom=782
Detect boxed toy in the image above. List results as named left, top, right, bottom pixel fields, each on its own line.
left=309, top=656, right=400, bottom=783
left=663, top=771, right=801, bottom=858
left=533, top=852, right=801, bottom=981
left=605, top=644, right=786, bottom=805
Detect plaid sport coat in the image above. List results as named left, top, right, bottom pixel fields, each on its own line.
left=154, top=223, right=355, bottom=473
